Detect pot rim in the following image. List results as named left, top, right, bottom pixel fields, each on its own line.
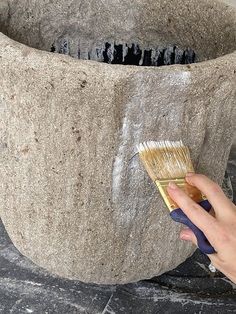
left=0, top=31, right=236, bottom=72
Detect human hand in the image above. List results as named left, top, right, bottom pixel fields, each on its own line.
left=167, top=173, right=236, bottom=284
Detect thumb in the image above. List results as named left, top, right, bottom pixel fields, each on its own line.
left=180, top=228, right=197, bottom=246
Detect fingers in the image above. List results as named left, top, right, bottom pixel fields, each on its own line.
left=180, top=228, right=197, bottom=246
left=167, top=182, right=220, bottom=247
left=185, top=173, right=235, bottom=218
left=172, top=173, right=236, bottom=278
left=208, top=253, right=224, bottom=272
left=168, top=182, right=217, bottom=233
left=180, top=228, right=221, bottom=262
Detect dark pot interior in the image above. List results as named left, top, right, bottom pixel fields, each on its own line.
left=0, top=0, right=236, bottom=66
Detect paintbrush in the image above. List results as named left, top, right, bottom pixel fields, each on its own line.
left=137, top=140, right=215, bottom=254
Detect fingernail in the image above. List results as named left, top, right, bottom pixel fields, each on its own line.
left=168, top=182, right=177, bottom=190
left=186, top=172, right=194, bottom=177
left=180, top=234, right=191, bottom=241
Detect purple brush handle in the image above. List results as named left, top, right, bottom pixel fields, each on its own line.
left=170, top=200, right=216, bottom=254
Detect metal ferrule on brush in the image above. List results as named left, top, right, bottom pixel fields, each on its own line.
left=155, top=178, right=206, bottom=211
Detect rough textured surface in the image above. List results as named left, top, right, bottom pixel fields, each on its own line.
left=0, top=0, right=236, bottom=284
left=1, top=0, right=236, bottom=61
left=223, top=0, right=236, bottom=6
left=0, top=144, right=236, bottom=313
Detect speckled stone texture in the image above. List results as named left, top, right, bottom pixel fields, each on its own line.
left=0, top=0, right=236, bottom=284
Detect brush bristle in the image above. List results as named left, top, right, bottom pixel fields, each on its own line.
left=137, top=140, right=194, bottom=181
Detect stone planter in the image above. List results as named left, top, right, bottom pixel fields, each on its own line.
left=0, top=0, right=236, bottom=284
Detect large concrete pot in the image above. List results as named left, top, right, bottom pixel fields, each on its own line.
left=0, top=0, right=236, bottom=284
